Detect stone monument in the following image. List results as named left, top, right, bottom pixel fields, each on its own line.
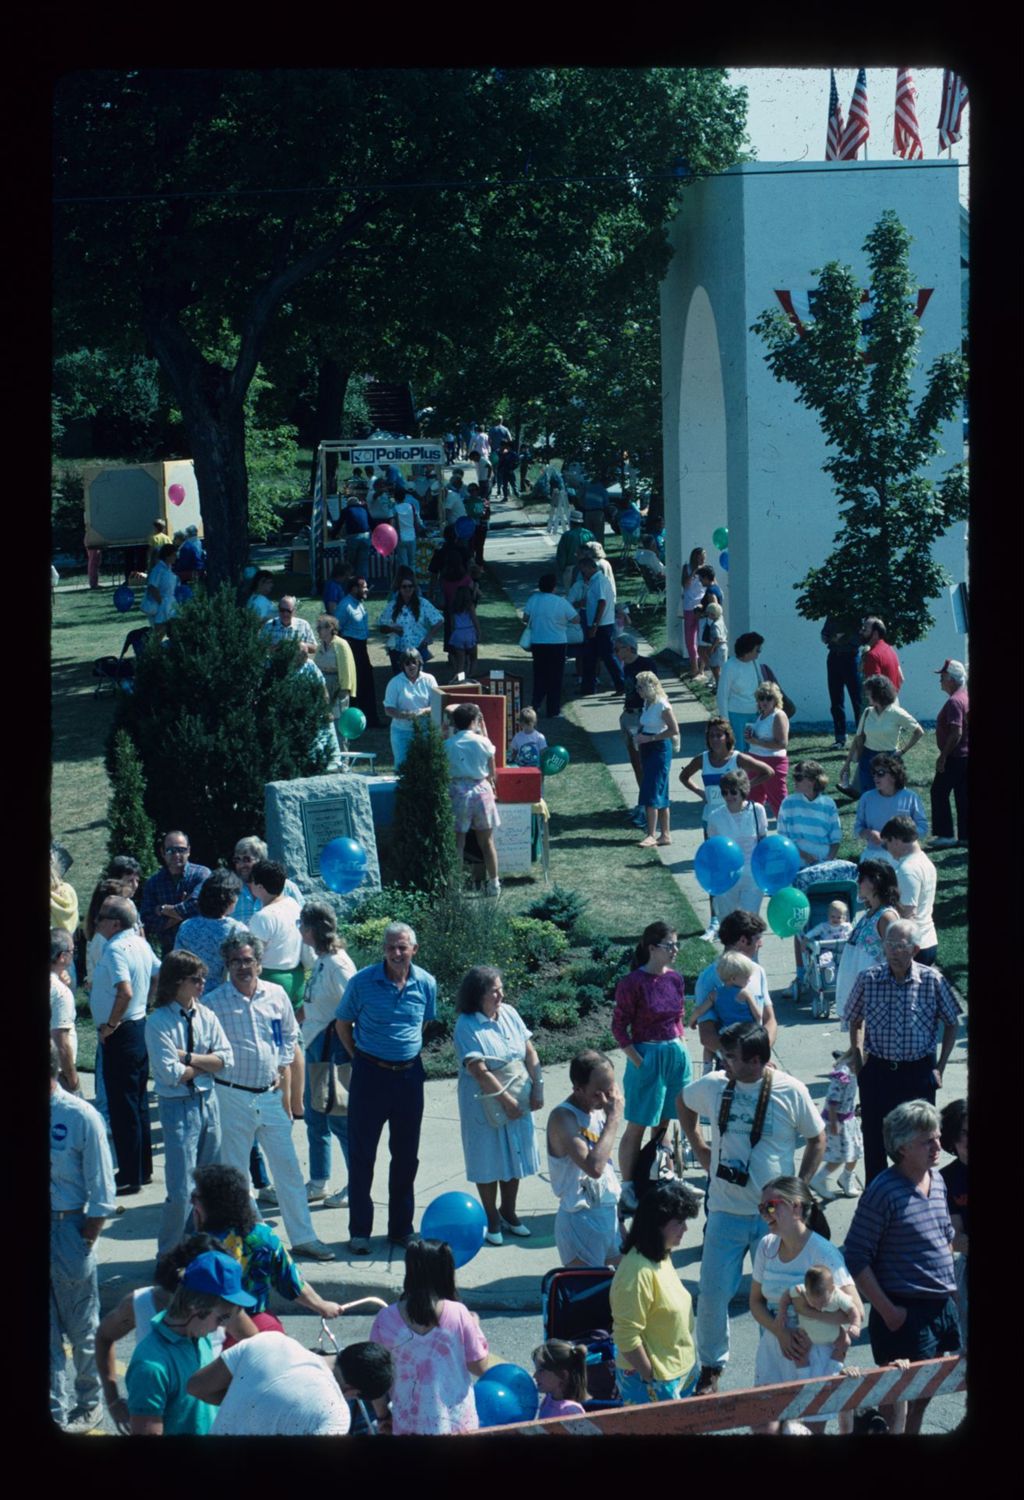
left=265, top=773, right=381, bottom=915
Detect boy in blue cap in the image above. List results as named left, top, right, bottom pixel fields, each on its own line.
left=126, top=1250, right=257, bottom=1435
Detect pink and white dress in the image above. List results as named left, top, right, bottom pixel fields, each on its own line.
left=370, top=1299, right=489, bottom=1435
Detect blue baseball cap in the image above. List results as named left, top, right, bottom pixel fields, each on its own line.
left=182, top=1250, right=258, bottom=1307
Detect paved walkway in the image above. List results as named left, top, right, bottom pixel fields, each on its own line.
left=87, top=502, right=968, bottom=1315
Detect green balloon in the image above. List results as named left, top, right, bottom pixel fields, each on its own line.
left=712, top=526, right=729, bottom=551
left=540, top=745, right=570, bottom=776
left=767, top=886, right=811, bottom=938
left=338, top=706, right=367, bottom=740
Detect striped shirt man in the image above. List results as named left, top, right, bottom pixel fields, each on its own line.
left=204, top=978, right=298, bottom=1090
left=777, top=792, right=842, bottom=863
left=843, top=961, right=961, bottom=1060
left=844, top=1167, right=955, bottom=1297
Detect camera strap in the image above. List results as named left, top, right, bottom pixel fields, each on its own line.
left=717, top=1069, right=773, bottom=1161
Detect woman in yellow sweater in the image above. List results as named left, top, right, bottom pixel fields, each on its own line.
left=841, top=674, right=924, bottom=794
left=609, top=1179, right=701, bottom=1405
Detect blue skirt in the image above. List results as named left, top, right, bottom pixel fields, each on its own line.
left=639, top=738, right=672, bottom=809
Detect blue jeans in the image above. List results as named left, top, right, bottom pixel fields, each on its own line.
left=347, top=1052, right=425, bottom=1240
left=695, top=1210, right=767, bottom=1369
left=304, top=1028, right=351, bottom=1186
left=857, top=749, right=880, bottom=793
left=345, top=534, right=371, bottom=575
left=728, top=711, right=757, bottom=747
left=155, top=1090, right=222, bottom=1255
left=50, top=1214, right=101, bottom=1423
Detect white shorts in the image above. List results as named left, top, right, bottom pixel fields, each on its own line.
left=554, top=1203, right=620, bottom=1267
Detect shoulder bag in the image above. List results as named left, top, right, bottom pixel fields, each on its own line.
left=474, top=1058, right=533, bottom=1128
left=307, top=1025, right=351, bottom=1117
left=758, top=662, right=797, bottom=720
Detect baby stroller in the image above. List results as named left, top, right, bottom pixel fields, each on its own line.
left=540, top=1266, right=621, bottom=1410
left=792, top=860, right=859, bottom=1018
left=92, top=625, right=152, bottom=697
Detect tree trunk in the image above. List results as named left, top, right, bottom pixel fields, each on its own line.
left=307, top=358, right=350, bottom=495
left=181, top=390, right=249, bottom=591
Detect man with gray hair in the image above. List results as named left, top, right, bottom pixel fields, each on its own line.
left=89, top=895, right=160, bottom=1195
left=261, top=595, right=317, bottom=650
left=844, top=1100, right=960, bottom=1434
left=843, top=920, right=961, bottom=1184
left=204, top=932, right=334, bottom=1261
left=334, top=923, right=438, bottom=1254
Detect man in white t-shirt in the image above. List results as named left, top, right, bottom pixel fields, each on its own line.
left=186, top=1331, right=351, bottom=1435
left=680, top=1022, right=825, bottom=1394
left=444, top=471, right=468, bottom=526
left=692, top=910, right=778, bottom=1064
left=578, top=556, right=625, bottom=695
left=880, top=815, right=938, bottom=964
left=392, top=491, right=422, bottom=572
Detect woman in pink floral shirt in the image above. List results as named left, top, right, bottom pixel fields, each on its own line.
left=370, top=1239, right=489, bottom=1434
left=611, top=921, right=693, bottom=1211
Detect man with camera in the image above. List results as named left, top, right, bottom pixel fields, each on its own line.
left=680, top=1022, right=826, bottom=1395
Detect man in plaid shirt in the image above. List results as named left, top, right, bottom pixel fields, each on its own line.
left=138, top=831, right=210, bottom=956
left=843, top=920, right=960, bottom=1185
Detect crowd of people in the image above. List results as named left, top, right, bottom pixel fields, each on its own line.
left=53, top=471, right=967, bottom=1439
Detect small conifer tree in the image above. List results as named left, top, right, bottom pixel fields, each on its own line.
left=111, top=585, right=333, bottom=866
left=392, top=718, right=458, bottom=896
left=106, top=728, right=158, bottom=873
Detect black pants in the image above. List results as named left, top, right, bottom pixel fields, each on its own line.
left=531, top=643, right=567, bottom=717
left=102, top=1018, right=153, bottom=1189
left=827, top=649, right=862, bottom=741
left=581, top=625, right=625, bottom=694
left=346, top=637, right=380, bottom=726
left=859, top=1052, right=936, bottom=1184
left=930, top=758, right=968, bottom=840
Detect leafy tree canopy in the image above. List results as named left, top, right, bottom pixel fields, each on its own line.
left=751, top=210, right=968, bottom=647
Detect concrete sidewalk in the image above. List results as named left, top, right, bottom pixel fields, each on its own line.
left=88, top=504, right=967, bottom=1316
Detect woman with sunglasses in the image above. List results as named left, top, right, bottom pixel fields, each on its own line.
left=145, top=951, right=234, bottom=1256
left=749, top=1176, right=863, bottom=1434
left=378, top=575, right=443, bottom=676
left=705, top=769, right=769, bottom=921
left=611, top=921, right=692, bottom=1212
left=383, top=649, right=440, bottom=770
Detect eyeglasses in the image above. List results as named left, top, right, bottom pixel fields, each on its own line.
left=228, top=957, right=257, bottom=968
left=872, top=770, right=889, bottom=779
left=654, top=940, right=679, bottom=951
left=723, top=788, right=743, bottom=797
left=165, top=846, right=189, bottom=855
left=758, top=1198, right=787, bottom=1217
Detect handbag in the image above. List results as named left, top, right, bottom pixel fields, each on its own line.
left=758, top=662, right=796, bottom=719
left=307, top=1027, right=351, bottom=1117
left=518, top=623, right=532, bottom=650
left=475, top=1058, right=533, bottom=1128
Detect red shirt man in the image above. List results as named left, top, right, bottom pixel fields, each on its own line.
left=860, top=617, right=904, bottom=692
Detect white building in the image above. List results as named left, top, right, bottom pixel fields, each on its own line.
left=660, top=159, right=967, bottom=722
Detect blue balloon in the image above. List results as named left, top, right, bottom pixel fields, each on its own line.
left=474, top=1381, right=524, bottom=1429
left=174, top=583, right=193, bottom=603
left=242, top=565, right=257, bottom=581
left=718, top=549, right=729, bottom=572
left=478, top=1364, right=539, bottom=1422
left=113, top=584, right=135, bottom=613
left=319, top=837, right=367, bottom=894
left=694, top=836, right=745, bottom=897
left=619, top=506, right=642, bottom=533
left=751, top=834, right=801, bottom=896
left=454, top=515, right=477, bottom=540
left=420, top=1191, right=487, bottom=1269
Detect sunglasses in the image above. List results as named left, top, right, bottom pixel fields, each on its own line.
left=654, top=940, right=679, bottom=952
left=758, top=1198, right=787, bottom=1217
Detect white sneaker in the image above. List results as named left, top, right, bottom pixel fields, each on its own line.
left=325, top=1187, right=349, bottom=1209
left=306, top=1182, right=327, bottom=1203
left=485, top=878, right=502, bottom=897
left=810, top=1169, right=836, bottom=1199
left=837, top=1171, right=860, bottom=1197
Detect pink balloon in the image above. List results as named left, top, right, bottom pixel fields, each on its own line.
left=372, top=523, right=398, bottom=557
left=168, top=483, right=186, bottom=506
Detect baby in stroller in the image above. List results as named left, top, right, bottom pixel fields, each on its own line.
left=799, top=901, right=852, bottom=1017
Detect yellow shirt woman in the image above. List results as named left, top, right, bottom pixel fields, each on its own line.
left=610, top=1248, right=696, bottom=1383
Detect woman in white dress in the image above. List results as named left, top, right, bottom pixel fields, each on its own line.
left=454, top=966, right=544, bottom=1246
left=834, top=860, right=901, bottom=1018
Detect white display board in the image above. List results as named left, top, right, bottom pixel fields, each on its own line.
left=493, top=802, right=534, bottom=874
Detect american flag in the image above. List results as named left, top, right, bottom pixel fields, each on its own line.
left=893, top=68, right=923, bottom=159
left=938, top=69, right=969, bottom=150
left=838, top=68, right=870, bottom=160
left=826, top=70, right=845, bottom=160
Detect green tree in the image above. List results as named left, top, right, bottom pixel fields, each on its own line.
left=106, top=729, right=158, bottom=873
left=110, top=586, right=333, bottom=866
left=54, top=69, right=747, bottom=585
left=391, top=720, right=458, bottom=897
left=751, top=210, right=968, bottom=647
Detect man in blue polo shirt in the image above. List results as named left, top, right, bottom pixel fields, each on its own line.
left=335, top=922, right=437, bottom=1254
left=844, top=1099, right=960, bottom=1435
